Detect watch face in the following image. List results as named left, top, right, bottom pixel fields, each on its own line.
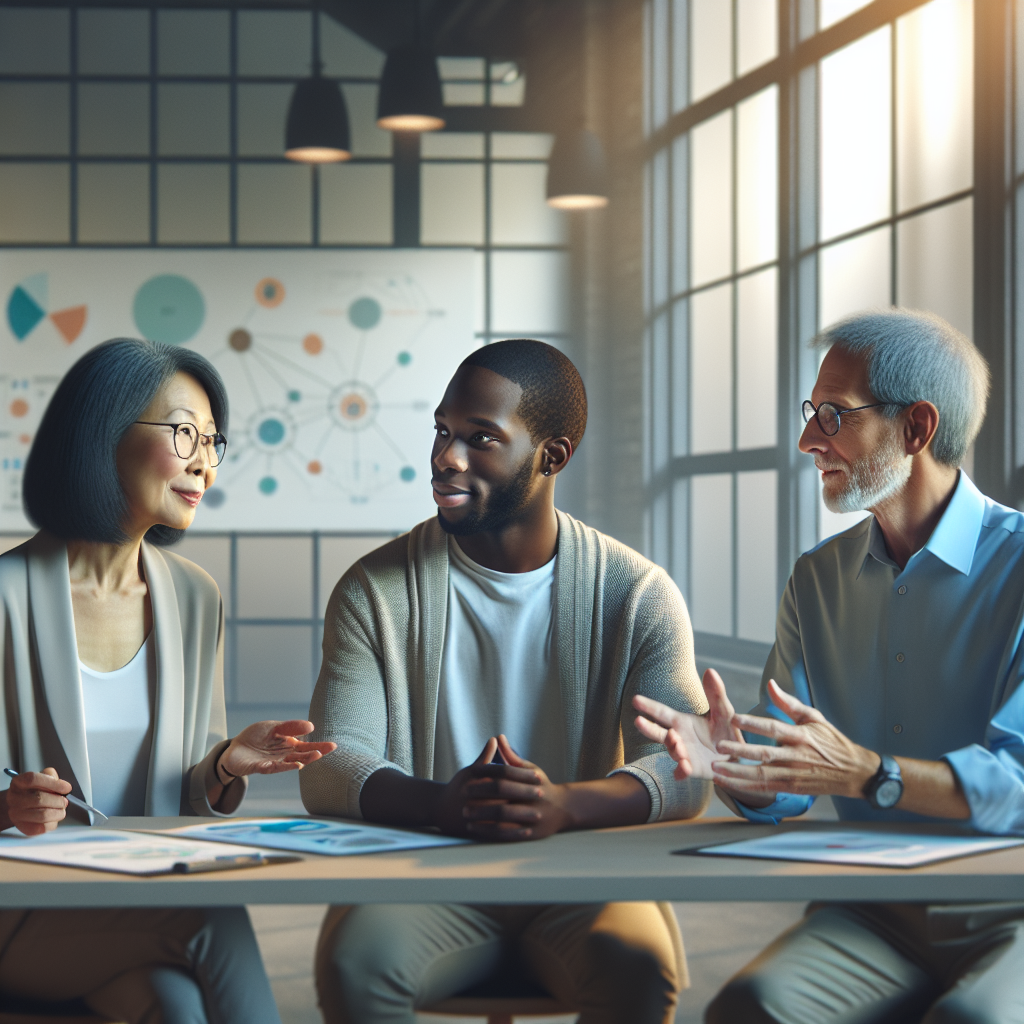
left=875, top=778, right=903, bottom=808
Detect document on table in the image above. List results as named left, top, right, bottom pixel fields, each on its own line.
left=160, top=817, right=472, bottom=856
left=683, top=830, right=1024, bottom=868
left=0, top=828, right=292, bottom=875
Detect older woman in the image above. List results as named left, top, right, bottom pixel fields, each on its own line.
left=0, top=338, right=334, bottom=1023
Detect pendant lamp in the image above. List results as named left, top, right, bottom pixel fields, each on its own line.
left=377, top=43, right=445, bottom=132
left=284, top=9, right=350, bottom=162
left=546, top=129, right=610, bottom=209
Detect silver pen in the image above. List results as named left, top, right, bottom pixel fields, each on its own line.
left=4, top=767, right=108, bottom=824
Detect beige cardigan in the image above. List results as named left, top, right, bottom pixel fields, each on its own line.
left=301, top=511, right=711, bottom=822
left=0, top=531, right=245, bottom=819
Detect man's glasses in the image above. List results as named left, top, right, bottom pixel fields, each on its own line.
left=801, top=400, right=898, bottom=437
left=135, top=421, right=227, bottom=467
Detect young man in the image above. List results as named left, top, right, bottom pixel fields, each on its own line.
left=301, top=339, right=710, bottom=1024
left=636, top=310, right=1024, bottom=1024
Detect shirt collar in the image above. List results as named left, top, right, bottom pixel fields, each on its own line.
left=862, top=471, right=985, bottom=577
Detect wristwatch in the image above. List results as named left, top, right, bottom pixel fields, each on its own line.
left=863, top=754, right=903, bottom=809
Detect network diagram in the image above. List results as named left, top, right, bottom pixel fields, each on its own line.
left=1, top=251, right=475, bottom=532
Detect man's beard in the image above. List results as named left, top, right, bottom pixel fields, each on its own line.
left=819, top=430, right=912, bottom=514
left=437, top=455, right=536, bottom=536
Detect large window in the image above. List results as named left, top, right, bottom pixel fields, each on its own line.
left=643, top=0, right=979, bottom=669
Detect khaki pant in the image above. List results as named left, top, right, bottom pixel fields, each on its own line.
left=707, top=902, right=1024, bottom=1024
left=316, top=901, right=684, bottom=1024
left=0, top=907, right=280, bottom=1024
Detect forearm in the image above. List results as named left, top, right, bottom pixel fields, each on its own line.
left=0, top=790, right=10, bottom=832
left=360, top=767, right=445, bottom=828
left=557, top=773, right=651, bottom=831
left=894, top=757, right=970, bottom=819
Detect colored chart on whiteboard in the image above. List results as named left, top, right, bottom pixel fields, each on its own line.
left=1, top=251, right=476, bottom=531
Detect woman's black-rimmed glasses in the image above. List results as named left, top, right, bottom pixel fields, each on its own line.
left=801, top=400, right=898, bottom=437
left=135, top=421, right=227, bottom=467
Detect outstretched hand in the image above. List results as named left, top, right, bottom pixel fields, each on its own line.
left=711, top=679, right=877, bottom=797
left=633, top=668, right=742, bottom=780
left=220, top=720, right=337, bottom=778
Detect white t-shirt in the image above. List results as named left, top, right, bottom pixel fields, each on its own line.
left=433, top=538, right=566, bottom=784
left=79, top=634, right=155, bottom=817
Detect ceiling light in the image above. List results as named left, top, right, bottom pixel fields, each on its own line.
left=285, top=76, right=351, bottom=163
left=546, top=129, right=610, bottom=209
left=377, top=43, right=445, bottom=132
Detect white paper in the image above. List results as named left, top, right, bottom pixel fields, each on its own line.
left=695, top=829, right=1024, bottom=868
left=162, top=817, right=471, bottom=856
left=0, top=828, right=280, bottom=875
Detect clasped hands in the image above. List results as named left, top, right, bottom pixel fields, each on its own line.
left=633, top=669, right=878, bottom=803
left=438, top=734, right=569, bottom=842
left=2, top=720, right=336, bottom=836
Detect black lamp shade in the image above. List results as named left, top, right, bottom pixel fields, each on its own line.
left=377, top=44, right=445, bottom=132
left=285, top=76, right=351, bottom=162
left=546, top=129, right=610, bottom=209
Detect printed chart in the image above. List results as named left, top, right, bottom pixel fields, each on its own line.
left=1, top=250, right=476, bottom=531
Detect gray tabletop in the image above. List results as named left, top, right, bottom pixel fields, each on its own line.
left=0, top=817, right=1020, bottom=909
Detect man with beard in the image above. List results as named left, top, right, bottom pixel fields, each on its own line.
left=301, top=339, right=710, bottom=1024
left=636, top=309, right=1024, bottom=1024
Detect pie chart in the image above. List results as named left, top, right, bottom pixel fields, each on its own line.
left=6, top=273, right=87, bottom=344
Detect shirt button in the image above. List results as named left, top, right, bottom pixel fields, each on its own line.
left=898, top=585, right=907, bottom=595
left=893, top=724, right=903, bottom=734
left=896, top=652, right=905, bottom=663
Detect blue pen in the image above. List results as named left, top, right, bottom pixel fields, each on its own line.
left=4, top=767, right=108, bottom=824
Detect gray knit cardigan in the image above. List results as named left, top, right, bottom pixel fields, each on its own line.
left=300, top=511, right=711, bottom=822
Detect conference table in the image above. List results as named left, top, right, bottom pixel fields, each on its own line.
left=0, top=816, right=1021, bottom=908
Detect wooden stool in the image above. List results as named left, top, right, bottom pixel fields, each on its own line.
left=420, top=973, right=576, bottom=1024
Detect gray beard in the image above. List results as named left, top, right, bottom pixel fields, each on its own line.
left=821, top=432, right=912, bottom=514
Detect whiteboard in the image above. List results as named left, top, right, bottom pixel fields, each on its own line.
left=1, top=249, right=477, bottom=532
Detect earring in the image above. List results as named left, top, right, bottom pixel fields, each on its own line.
left=543, top=467, right=552, bottom=476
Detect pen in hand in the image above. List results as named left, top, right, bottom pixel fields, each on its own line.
left=4, top=768, right=109, bottom=825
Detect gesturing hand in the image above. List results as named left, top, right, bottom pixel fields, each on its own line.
left=220, top=720, right=337, bottom=778
left=711, top=679, right=878, bottom=797
left=633, top=668, right=742, bottom=780
left=2, top=768, right=72, bottom=836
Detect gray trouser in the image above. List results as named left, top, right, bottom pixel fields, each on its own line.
left=706, top=902, right=1024, bottom=1024
left=0, top=907, right=281, bottom=1024
left=316, top=901, right=683, bottom=1024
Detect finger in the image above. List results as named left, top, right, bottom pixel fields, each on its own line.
left=470, top=764, right=541, bottom=785
left=766, top=680, right=824, bottom=725
left=496, top=734, right=537, bottom=770
left=463, top=801, right=542, bottom=823
left=472, top=738, right=499, bottom=768
left=253, top=761, right=303, bottom=774
left=281, top=750, right=328, bottom=766
left=634, top=715, right=669, bottom=744
left=464, top=778, right=543, bottom=802
left=284, top=741, right=337, bottom=755
left=631, top=694, right=684, bottom=730
left=702, top=668, right=735, bottom=717
left=272, top=719, right=317, bottom=738
left=12, top=771, right=72, bottom=796
left=712, top=760, right=827, bottom=791
left=731, top=714, right=803, bottom=744
left=465, top=822, right=534, bottom=842
left=715, top=740, right=813, bottom=763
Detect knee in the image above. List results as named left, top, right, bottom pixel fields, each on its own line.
left=581, top=927, right=677, bottom=1012
left=924, top=996, right=1004, bottom=1024
left=705, top=974, right=783, bottom=1024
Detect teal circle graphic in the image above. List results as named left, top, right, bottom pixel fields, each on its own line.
left=400, top=466, right=415, bottom=482
left=258, top=418, right=285, bottom=445
left=349, top=296, right=382, bottom=331
left=204, top=487, right=226, bottom=509
left=397, top=351, right=412, bottom=366
left=133, top=275, right=205, bottom=344
left=258, top=476, right=277, bottom=495
left=288, top=389, right=301, bottom=402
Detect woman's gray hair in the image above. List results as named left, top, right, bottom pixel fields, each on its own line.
left=811, top=309, right=990, bottom=467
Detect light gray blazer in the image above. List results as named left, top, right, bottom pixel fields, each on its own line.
left=0, top=531, right=245, bottom=819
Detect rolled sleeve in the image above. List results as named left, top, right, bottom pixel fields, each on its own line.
left=611, top=752, right=711, bottom=823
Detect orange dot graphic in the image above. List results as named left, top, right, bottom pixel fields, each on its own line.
left=255, top=278, right=285, bottom=308
left=10, top=399, right=28, bottom=418
left=302, top=333, right=324, bottom=355
left=18, top=434, right=31, bottom=445
left=307, top=460, right=322, bottom=475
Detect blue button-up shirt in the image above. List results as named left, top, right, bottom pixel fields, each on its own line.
left=739, top=472, right=1024, bottom=835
